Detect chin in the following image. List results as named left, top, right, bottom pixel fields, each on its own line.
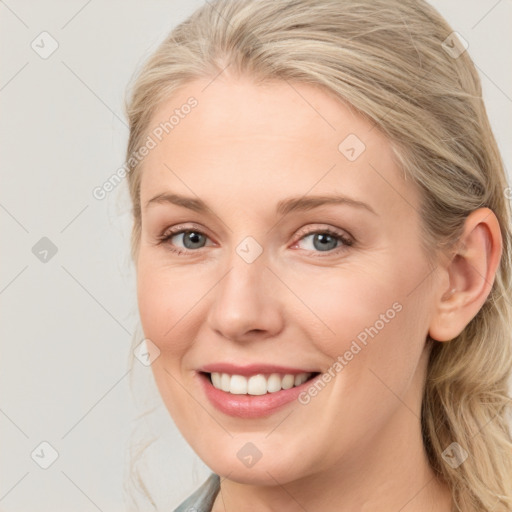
left=197, top=444, right=313, bottom=486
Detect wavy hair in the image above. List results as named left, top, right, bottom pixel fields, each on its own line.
left=123, top=1, right=512, bottom=509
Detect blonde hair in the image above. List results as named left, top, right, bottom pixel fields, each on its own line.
left=124, top=0, right=512, bottom=509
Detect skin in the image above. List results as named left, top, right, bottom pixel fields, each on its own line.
left=135, top=74, right=502, bottom=511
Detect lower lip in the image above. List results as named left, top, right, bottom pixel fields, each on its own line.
left=197, top=372, right=320, bottom=419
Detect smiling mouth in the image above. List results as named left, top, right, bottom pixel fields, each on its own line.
left=202, top=371, right=321, bottom=395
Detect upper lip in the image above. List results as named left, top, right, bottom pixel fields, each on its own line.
left=198, top=363, right=319, bottom=376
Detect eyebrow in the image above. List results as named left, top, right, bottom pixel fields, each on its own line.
left=145, top=192, right=377, bottom=216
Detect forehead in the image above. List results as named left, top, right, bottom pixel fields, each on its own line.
left=138, top=76, right=419, bottom=220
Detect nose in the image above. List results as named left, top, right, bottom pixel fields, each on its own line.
left=206, top=252, right=285, bottom=342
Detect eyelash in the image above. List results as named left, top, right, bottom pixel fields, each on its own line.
left=156, top=223, right=354, bottom=258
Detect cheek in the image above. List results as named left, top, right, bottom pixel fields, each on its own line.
left=288, top=263, right=407, bottom=355
left=317, top=271, right=430, bottom=413
left=289, top=255, right=431, bottom=390
left=136, top=255, right=206, bottom=355
left=136, top=257, right=206, bottom=421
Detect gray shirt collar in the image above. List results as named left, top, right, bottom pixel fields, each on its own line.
left=173, top=473, right=220, bottom=512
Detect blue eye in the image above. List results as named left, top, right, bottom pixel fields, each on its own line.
left=157, top=227, right=212, bottom=255
left=171, top=231, right=207, bottom=250
left=292, top=227, right=353, bottom=257
left=157, top=225, right=353, bottom=257
left=297, top=231, right=344, bottom=252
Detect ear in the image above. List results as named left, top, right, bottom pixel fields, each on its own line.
left=428, top=207, right=503, bottom=342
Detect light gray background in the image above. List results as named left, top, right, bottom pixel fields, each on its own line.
left=1, top=1, right=511, bottom=511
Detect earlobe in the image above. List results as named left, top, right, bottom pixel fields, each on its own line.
left=428, top=208, right=502, bottom=342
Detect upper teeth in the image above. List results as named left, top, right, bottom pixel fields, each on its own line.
left=210, top=372, right=312, bottom=395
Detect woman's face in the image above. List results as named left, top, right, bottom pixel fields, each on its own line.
left=136, top=75, right=441, bottom=485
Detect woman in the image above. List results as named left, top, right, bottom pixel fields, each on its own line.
left=124, top=0, right=512, bottom=510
